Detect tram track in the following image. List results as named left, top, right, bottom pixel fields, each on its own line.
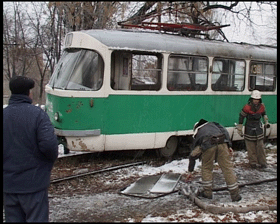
left=50, top=161, right=146, bottom=184
left=49, top=149, right=172, bottom=193
left=50, top=140, right=276, bottom=187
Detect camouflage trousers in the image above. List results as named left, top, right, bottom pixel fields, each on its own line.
left=201, top=143, right=239, bottom=198
left=245, top=139, right=267, bottom=167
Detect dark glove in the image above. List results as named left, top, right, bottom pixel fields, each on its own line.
left=265, top=124, right=270, bottom=128
left=188, top=156, right=196, bottom=172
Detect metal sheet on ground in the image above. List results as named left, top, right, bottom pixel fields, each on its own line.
left=150, top=173, right=181, bottom=193
left=121, top=175, right=161, bottom=194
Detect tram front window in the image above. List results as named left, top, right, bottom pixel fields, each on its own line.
left=49, top=49, right=104, bottom=90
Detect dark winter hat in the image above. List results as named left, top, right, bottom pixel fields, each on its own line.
left=193, top=119, right=208, bottom=131
left=9, top=76, right=35, bottom=95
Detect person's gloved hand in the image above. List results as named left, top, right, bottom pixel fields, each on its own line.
left=229, top=147, right=233, bottom=157
left=188, top=146, right=202, bottom=172
left=263, top=115, right=270, bottom=128
left=188, top=157, right=196, bottom=172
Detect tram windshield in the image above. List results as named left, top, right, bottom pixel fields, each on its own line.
left=49, top=49, right=104, bottom=90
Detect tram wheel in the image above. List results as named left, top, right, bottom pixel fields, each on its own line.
left=159, top=136, right=178, bottom=158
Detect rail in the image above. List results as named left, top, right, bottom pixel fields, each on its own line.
left=51, top=161, right=146, bottom=184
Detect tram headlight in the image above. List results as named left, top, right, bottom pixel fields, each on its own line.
left=54, top=112, right=63, bottom=122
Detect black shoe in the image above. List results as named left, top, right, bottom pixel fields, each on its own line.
left=259, top=167, right=270, bottom=172
left=231, top=194, right=242, bottom=202
left=198, top=191, right=212, bottom=199
left=250, top=164, right=257, bottom=169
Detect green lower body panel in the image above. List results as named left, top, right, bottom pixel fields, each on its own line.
left=46, top=94, right=277, bottom=136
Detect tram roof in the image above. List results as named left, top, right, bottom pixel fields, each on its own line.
left=79, top=29, right=276, bottom=61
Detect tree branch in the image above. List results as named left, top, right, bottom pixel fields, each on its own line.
left=203, top=1, right=239, bottom=12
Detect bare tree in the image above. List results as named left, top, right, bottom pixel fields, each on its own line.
left=118, top=2, right=229, bottom=40
left=204, top=1, right=277, bottom=44
left=3, top=2, right=62, bottom=104
left=120, top=2, right=277, bottom=43
left=24, top=2, right=60, bottom=103
left=3, top=2, right=34, bottom=80
left=48, top=2, right=122, bottom=32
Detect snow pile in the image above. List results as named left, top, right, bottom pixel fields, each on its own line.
left=138, top=158, right=200, bottom=176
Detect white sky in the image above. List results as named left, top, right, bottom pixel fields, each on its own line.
left=4, top=2, right=276, bottom=46
left=219, top=2, right=277, bottom=45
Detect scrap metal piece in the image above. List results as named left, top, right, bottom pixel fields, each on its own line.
left=121, top=175, right=161, bottom=194
left=120, top=173, right=182, bottom=198
left=150, top=173, right=181, bottom=193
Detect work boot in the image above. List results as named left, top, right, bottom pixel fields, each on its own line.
left=250, top=164, right=257, bottom=169
left=260, top=164, right=267, bottom=168
left=198, top=190, right=212, bottom=199
left=231, top=193, right=242, bottom=202
left=230, top=188, right=242, bottom=202
left=259, top=165, right=270, bottom=172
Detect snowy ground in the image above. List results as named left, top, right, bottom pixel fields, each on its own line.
left=3, top=103, right=277, bottom=221
left=47, top=142, right=277, bottom=222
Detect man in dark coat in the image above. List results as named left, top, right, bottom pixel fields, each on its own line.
left=3, top=76, right=58, bottom=222
left=188, top=119, right=241, bottom=202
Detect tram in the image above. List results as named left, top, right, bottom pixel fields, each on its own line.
left=45, top=29, right=277, bottom=157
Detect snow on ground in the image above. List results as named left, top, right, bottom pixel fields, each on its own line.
left=48, top=143, right=277, bottom=222
left=4, top=104, right=277, bottom=222
left=139, top=158, right=197, bottom=176
left=138, top=148, right=277, bottom=222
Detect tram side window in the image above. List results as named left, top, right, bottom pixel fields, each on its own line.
left=249, top=62, right=276, bottom=91
left=167, top=55, right=208, bottom=91
left=211, top=58, right=245, bottom=91
left=111, top=51, right=162, bottom=91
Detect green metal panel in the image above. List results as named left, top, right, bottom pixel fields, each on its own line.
left=46, top=93, right=277, bottom=135
left=46, top=94, right=106, bottom=131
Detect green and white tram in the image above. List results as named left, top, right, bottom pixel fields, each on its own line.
left=45, top=29, right=277, bottom=157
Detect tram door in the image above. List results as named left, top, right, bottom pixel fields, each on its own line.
left=111, top=51, right=132, bottom=90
